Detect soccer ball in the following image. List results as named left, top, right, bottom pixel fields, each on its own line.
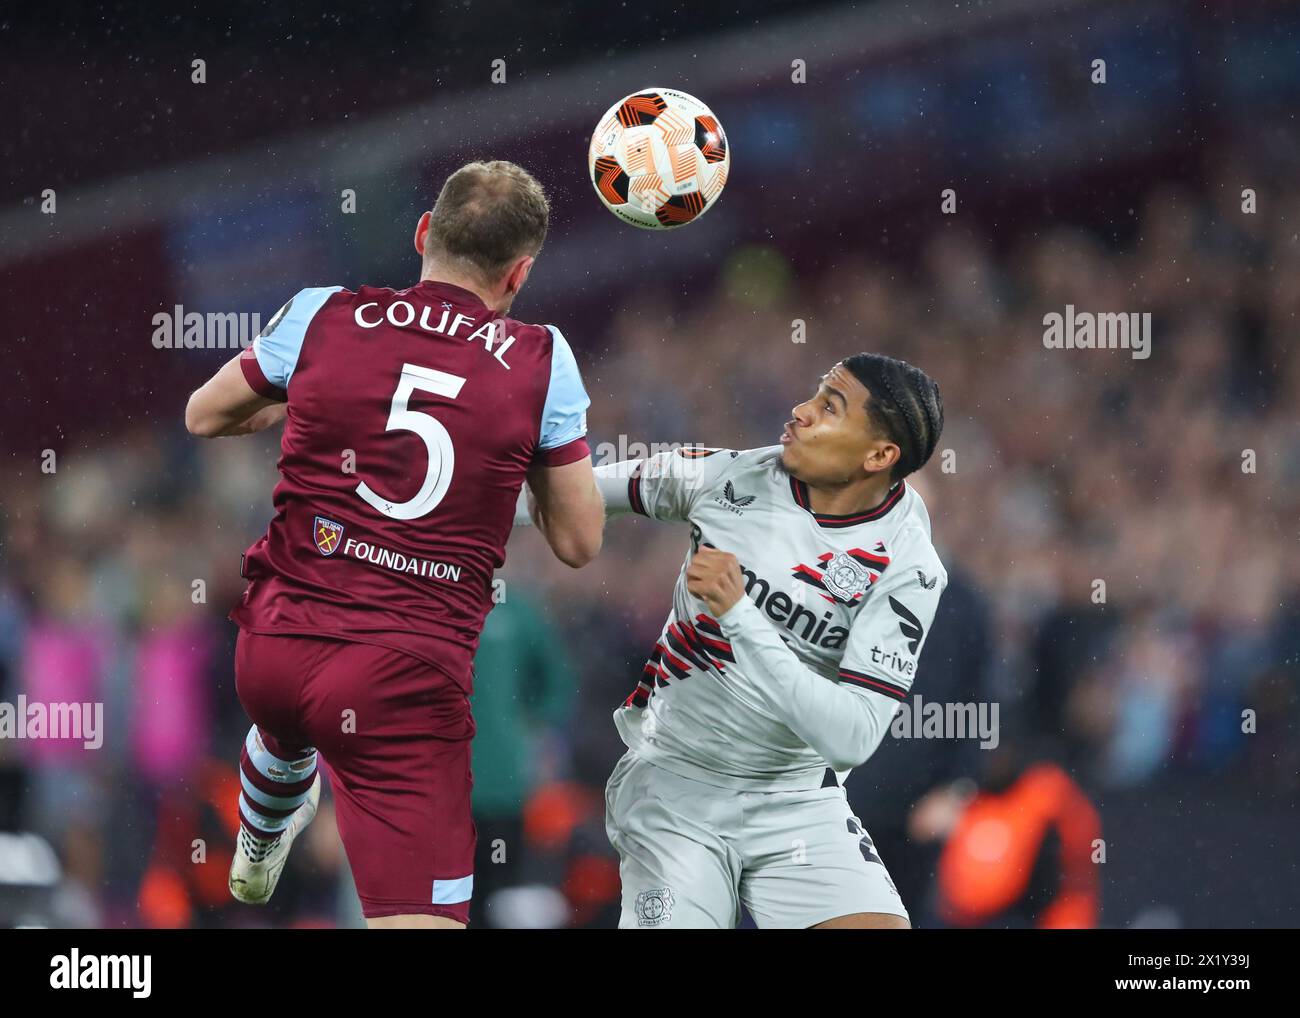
left=588, top=87, right=730, bottom=230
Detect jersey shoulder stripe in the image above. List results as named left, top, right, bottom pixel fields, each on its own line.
left=242, top=286, right=345, bottom=396
left=538, top=325, right=590, bottom=452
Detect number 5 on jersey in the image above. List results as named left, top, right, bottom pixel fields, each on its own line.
left=356, top=363, right=466, bottom=520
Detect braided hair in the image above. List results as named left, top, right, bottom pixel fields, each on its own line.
left=842, top=353, right=944, bottom=481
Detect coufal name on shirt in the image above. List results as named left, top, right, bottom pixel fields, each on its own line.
left=341, top=537, right=463, bottom=582
left=354, top=301, right=517, bottom=368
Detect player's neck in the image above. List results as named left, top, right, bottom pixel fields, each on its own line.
left=805, top=474, right=897, bottom=518
left=420, top=264, right=502, bottom=312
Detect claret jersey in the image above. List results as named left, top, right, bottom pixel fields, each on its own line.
left=603, top=445, right=947, bottom=791
left=230, top=279, right=590, bottom=686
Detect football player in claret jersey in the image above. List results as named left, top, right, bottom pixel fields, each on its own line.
left=519, top=353, right=945, bottom=928
left=185, top=161, right=605, bottom=928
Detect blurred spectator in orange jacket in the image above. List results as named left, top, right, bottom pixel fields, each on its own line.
left=915, top=738, right=1102, bottom=929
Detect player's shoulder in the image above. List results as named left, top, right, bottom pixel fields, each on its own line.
left=491, top=314, right=575, bottom=373
left=671, top=444, right=776, bottom=464
left=489, top=305, right=567, bottom=345
left=889, top=486, right=947, bottom=587
left=272, top=284, right=349, bottom=314
left=677, top=445, right=782, bottom=470
left=256, top=286, right=347, bottom=345
left=293, top=283, right=353, bottom=307
left=742, top=444, right=786, bottom=468
left=669, top=444, right=779, bottom=486
left=675, top=445, right=807, bottom=507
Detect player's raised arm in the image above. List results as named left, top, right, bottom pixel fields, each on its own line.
left=515, top=445, right=740, bottom=526
left=687, top=536, right=947, bottom=773
left=185, top=351, right=285, bottom=437
left=525, top=456, right=603, bottom=567
left=513, top=458, right=640, bottom=525
left=522, top=324, right=603, bottom=567
left=186, top=286, right=340, bottom=438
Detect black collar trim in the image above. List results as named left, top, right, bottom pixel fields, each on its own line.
left=788, top=475, right=906, bottom=528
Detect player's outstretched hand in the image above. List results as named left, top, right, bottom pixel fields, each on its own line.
left=687, top=545, right=745, bottom=618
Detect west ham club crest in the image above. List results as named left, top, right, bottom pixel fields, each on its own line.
left=314, top=516, right=344, bottom=556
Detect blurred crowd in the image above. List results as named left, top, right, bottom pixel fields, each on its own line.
left=1, top=154, right=1297, bottom=928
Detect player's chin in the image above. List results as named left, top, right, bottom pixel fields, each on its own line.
left=780, top=445, right=809, bottom=480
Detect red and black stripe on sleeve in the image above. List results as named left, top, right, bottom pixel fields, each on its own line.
left=837, top=667, right=909, bottom=701
left=628, top=461, right=649, bottom=516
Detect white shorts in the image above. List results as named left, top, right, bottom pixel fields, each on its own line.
left=604, top=750, right=909, bottom=929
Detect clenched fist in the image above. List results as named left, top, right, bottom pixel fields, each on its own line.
left=686, top=545, right=746, bottom=618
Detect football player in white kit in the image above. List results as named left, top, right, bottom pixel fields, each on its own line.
left=518, top=354, right=946, bottom=928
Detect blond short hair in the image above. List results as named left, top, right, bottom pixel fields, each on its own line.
left=424, top=160, right=550, bottom=284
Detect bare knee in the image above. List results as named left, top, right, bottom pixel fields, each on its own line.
left=812, top=912, right=911, bottom=929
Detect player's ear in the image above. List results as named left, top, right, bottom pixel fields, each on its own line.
left=413, top=211, right=432, bottom=257
left=863, top=440, right=899, bottom=479
left=507, top=255, right=534, bottom=295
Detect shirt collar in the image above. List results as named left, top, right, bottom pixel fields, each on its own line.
left=787, top=475, right=906, bottom=529
left=415, top=279, right=491, bottom=312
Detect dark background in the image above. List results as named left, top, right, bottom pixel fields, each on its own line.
left=1, top=0, right=1297, bottom=928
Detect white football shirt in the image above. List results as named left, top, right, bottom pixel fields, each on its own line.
left=598, top=445, right=948, bottom=792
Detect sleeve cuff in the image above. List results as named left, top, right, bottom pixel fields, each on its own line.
left=628, top=465, right=650, bottom=517
left=534, top=436, right=590, bottom=467
left=512, top=486, right=534, bottom=527
left=239, top=346, right=287, bottom=401
left=717, top=594, right=761, bottom=636
left=836, top=667, right=910, bottom=701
